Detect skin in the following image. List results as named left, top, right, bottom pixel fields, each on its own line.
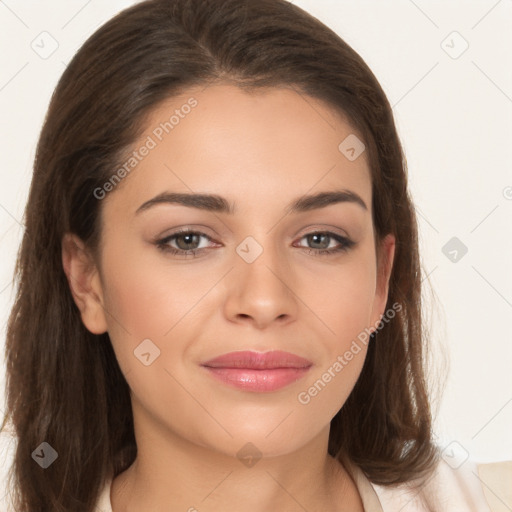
left=62, top=84, right=395, bottom=512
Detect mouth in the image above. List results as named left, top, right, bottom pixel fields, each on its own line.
left=200, top=350, right=312, bottom=392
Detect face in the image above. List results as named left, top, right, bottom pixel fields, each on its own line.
left=64, top=84, right=395, bottom=458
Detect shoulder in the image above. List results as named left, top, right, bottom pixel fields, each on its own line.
left=0, top=427, right=17, bottom=512
left=371, top=457, right=512, bottom=512
left=477, top=460, right=512, bottom=512
left=95, top=475, right=113, bottom=512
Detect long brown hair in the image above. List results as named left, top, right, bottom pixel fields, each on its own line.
left=1, top=0, right=440, bottom=509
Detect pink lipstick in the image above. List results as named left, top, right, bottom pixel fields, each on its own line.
left=201, top=350, right=312, bottom=392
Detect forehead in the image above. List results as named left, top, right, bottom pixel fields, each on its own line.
left=103, top=83, right=371, bottom=216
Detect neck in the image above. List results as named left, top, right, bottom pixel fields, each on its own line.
left=110, top=407, right=363, bottom=512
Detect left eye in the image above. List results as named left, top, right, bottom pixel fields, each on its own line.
left=155, top=230, right=355, bottom=257
left=295, top=232, right=352, bottom=253
left=157, top=231, right=213, bottom=252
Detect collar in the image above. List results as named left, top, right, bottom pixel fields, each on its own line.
left=338, top=453, right=384, bottom=511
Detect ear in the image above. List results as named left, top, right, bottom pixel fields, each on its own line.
left=61, top=233, right=108, bottom=335
left=369, top=233, right=396, bottom=334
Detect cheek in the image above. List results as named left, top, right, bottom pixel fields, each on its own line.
left=100, top=241, right=209, bottom=337
left=293, top=265, right=375, bottom=419
left=294, top=343, right=369, bottom=436
left=295, top=256, right=376, bottom=406
left=300, top=256, right=377, bottom=342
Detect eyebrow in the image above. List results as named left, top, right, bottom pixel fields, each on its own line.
left=135, top=189, right=368, bottom=216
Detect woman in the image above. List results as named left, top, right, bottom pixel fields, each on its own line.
left=1, top=0, right=510, bottom=510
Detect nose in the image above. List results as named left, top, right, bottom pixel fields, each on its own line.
left=223, top=243, right=298, bottom=330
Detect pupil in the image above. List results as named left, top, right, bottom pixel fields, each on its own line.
left=310, top=233, right=328, bottom=249
left=178, top=234, right=198, bottom=250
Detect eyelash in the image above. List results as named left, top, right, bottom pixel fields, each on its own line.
left=155, top=229, right=355, bottom=258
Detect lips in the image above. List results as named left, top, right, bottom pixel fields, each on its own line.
left=201, top=350, right=312, bottom=392
left=201, top=350, right=312, bottom=369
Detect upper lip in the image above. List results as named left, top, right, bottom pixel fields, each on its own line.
left=201, top=350, right=312, bottom=369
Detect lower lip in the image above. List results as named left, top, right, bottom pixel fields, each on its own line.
left=202, top=367, right=311, bottom=392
